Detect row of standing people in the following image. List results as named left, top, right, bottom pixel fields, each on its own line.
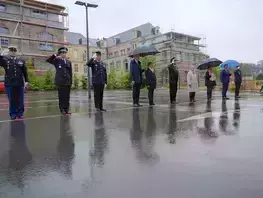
left=0, top=45, right=243, bottom=120
left=205, top=64, right=242, bottom=101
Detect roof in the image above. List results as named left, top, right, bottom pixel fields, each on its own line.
left=164, top=31, right=201, bottom=40
left=65, top=32, right=98, bottom=47
left=105, top=22, right=155, bottom=47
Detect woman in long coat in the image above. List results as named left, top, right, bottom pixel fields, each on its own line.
left=187, top=65, right=198, bottom=102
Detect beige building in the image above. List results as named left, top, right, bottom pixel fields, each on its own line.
left=65, top=32, right=106, bottom=76
left=0, top=0, right=69, bottom=70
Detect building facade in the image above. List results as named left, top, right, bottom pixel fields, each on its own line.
left=103, top=23, right=208, bottom=86
left=0, top=0, right=69, bottom=70
left=65, top=31, right=106, bottom=77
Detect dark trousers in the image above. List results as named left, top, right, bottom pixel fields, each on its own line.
left=189, top=92, right=196, bottom=102
left=58, top=85, right=71, bottom=113
left=235, top=82, right=241, bottom=97
left=222, top=83, right=229, bottom=98
left=207, top=85, right=213, bottom=100
left=5, top=86, right=24, bottom=118
left=148, top=87, right=155, bottom=104
left=93, top=84, right=105, bottom=109
left=132, top=83, right=141, bottom=104
left=169, top=83, right=178, bottom=103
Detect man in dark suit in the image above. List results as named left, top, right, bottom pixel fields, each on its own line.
left=130, top=54, right=144, bottom=107
left=145, top=62, right=156, bottom=105
left=220, top=64, right=231, bottom=100
left=234, top=65, right=242, bottom=99
left=167, top=57, right=179, bottom=104
left=0, top=46, right=29, bottom=120
left=87, top=51, right=107, bottom=112
left=46, top=47, right=72, bottom=115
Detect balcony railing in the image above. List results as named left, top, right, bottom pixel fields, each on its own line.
left=0, top=11, right=68, bottom=29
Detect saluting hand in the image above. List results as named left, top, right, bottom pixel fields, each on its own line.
left=92, top=53, right=97, bottom=59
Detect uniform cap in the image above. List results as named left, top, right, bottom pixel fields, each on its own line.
left=8, top=46, right=17, bottom=50
left=170, top=57, right=178, bottom=63
left=95, top=51, right=102, bottom=56
left=58, top=47, right=68, bottom=53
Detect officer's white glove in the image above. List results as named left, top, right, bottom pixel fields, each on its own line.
left=131, top=81, right=135, bottom=85
left=24, top=82, right=29, bottom=89
left=92, top=53, right=97, bottom=59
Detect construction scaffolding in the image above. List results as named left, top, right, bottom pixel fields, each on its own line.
left=0, top=0, right=69, bottom=63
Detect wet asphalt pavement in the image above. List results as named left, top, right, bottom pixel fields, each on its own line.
left=1, top=89, right=263, bottom=198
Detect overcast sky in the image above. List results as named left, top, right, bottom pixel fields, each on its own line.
left=45, top=0, right=262, bottom=63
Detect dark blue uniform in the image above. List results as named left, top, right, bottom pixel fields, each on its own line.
left=0, top=55, right=28, bottom=119
left=145, top=68, right=156, bottom=105
left=234, top=68, right=242, bottom=98
left=130, top=59, right=144, bottom=106
left=87, top=57, right=107, bottom=110
left=220, top=69, right=231, bottom=99
left=46, top=53, right=72, bottom=114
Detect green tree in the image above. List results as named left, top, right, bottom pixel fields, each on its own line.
left=256, top=73, right=263, bottom=80
left=0, top=68, right=5, bottom=76
left=240, top=63, right=253, bottom=76
left=140, top=55, right=157, bottom=70
left=81, top=75, right=88, bottom=89
left=213, top=67, right=222, bottom=80
left=43, top=70, right=56, bottom=90
left=107, top=70, right=118, bottom=90
left=73, top=73, right=80, bottom=89
left=26, top=57, right=34, bottom=69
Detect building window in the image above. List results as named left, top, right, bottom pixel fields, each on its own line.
left=127, top=48, right=131, bottom=53
left=109, top=53, right=113, bottom=57
left=133, top=43, right=137, bottom=49
left=74, top=50, right=78, bottom=59
left=39, top=32, right=53, bottom=51
left=39, top=43, right=53, bottom=51
left=0, top=26, right=9, bottom=47
left=124, top=60, right=128, bottom=71
left=0, top=4, right=6, bottom=12
left=120, top=49, right=125, bottom=56
left=32, top=10, right=47, bottom=19
left=110, top=61, right=114, bottom=69
left=83, top=50, right=87, bottom=61
left=114, top=51, right=119, bottom=57
left=74, top=64, right=78, bottom=72
left=116, top=61, right=121, bottom=69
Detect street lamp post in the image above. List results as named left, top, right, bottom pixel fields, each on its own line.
left=75, top=1, right=98, bottom=99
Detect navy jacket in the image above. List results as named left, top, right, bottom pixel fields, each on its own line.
left=0, top=55, right=28, bottom=87
left=130, top=59, right=144, bottom=83
left=46, top=54, right=72, bottom=86
left=87, top=58, right=107, bottom=85
left=220, top=69, right=231, bottom=84
left=234, top=69, right=242, bottom=83
left=167, top=63, right=179, bottom=84
left=145, top=68, right=156, bottom=89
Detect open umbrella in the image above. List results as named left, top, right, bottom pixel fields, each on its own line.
left=129, top=45, right=160, bottom=57
left=220, top=60, right=240, bottom=69
left=197, top=58, right=223, bottom=70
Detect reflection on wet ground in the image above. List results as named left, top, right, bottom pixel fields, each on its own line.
left=0, top=90, right=263, bottom=197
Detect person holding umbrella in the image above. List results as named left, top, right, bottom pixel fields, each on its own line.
left=46, top=47, right=72, bottom=115
left=145, top=62, right=156, bottom=105
left=0, top=46, right=29, bottom=120
left=130, top=54, right=144, bottom=107
left=220, top=64, right=231, bottom=100
left=205, top=65, right=216, bottom=101
left=234, top=65, right=242, bottom=99
left=167, top=57, right=179, bottom=104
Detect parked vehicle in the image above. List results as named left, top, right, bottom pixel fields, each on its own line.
left=0, top=76, right=4, bottom=93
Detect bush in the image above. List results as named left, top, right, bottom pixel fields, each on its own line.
left=43, top=70, right=56, bottom=90
left=81, top=75, right=88, bottom=89
left=107, top=70, right=119, bottom=90
left=73, top=73, right=80, bottom=89
left=120, top=72, right=131, bottom=90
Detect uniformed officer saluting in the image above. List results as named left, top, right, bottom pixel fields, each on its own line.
left=87, top=51, right=107, bottom=112
left=46, top=47, right=72, bottom=115
left=0, top=46, right=29, bottom=120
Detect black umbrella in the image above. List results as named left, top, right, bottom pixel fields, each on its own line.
left=197, top=58, right=223, bottom=70
left=129, top=45, right=160, bottom=57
